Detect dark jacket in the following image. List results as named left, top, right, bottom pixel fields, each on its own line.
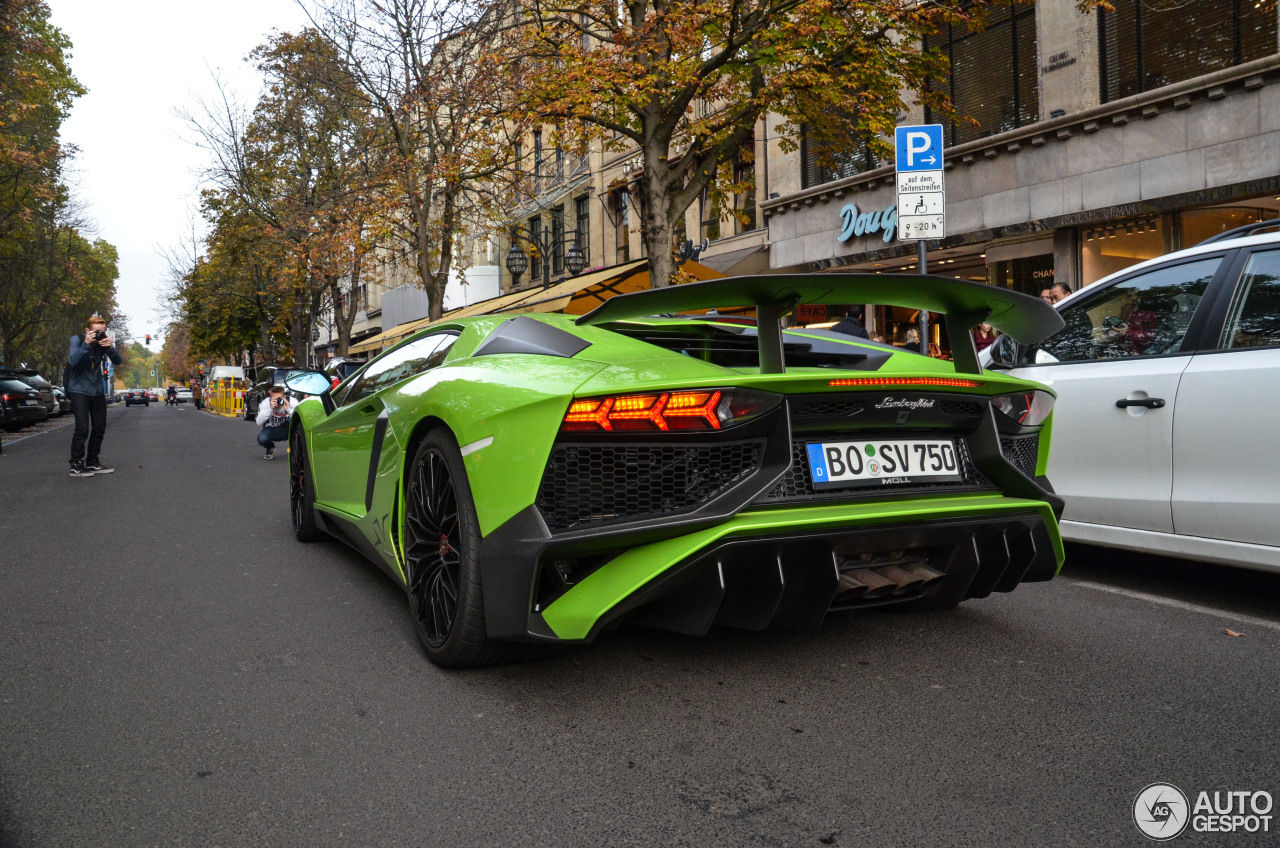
left=831, top=316, right=870, bottom=339
left=66, top=334, right=121, bottom=396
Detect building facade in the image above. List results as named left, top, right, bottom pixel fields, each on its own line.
left=762, top=0, right=1279, bottom=346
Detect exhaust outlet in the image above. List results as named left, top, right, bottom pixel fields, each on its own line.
left=878, top=565, right=926, bottom=594
left=836, top=572, right=870, bottom=597
left=847, top=568, right=896, bottom=598
left=901, top=562, right=946, bottom=586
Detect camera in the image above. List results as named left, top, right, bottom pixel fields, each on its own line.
left=92, top=329, right=107, bottom=342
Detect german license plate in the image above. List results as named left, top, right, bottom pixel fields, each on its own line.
left=24, top=399, right=40, bottom=406
left=806, top=438, right=963, bottom=489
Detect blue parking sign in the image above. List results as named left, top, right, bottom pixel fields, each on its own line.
left=895, top=125, right=944, bottom=173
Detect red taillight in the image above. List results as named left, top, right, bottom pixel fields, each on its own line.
left=1, top=394, right=21, bottom=402
left=827, top=377, right=985, bottom=389
left=562, top=389, right=742, bottom=433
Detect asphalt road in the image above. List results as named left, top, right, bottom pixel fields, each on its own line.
left=2, top=403, right=1278, bottom=847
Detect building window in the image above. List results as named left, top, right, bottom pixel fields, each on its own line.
left=733, top=149, right=756, bottom=233
left=699, top=186, right=721, bottom=242
left=925, top=4, right=1038, bottom=146
left=554, top=145, right=564, bottom=184
left=800, top=124, right=878, bottom=189
left=575, top=195, right=590, bottom=252
left=612, top=188, right=630, bottom=263
left=1099, top=0, right=1276, bottom=103
left=529, top=215, right=542, bottom=283
left=551, top=205, right=565, bottom=276
left=532, top=130, right=544, bottom=192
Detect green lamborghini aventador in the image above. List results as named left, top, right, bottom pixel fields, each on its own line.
left=284, top=273, right=1066, bottom=668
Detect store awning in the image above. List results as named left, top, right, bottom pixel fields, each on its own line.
left=345, top=259, right=725, bottom=355
left=697, top=244, right=769, bottom=276
left=497, top=259, right=723, bottom=317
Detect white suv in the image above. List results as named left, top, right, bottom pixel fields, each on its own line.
left=986, top=220, right=1280, bottom=572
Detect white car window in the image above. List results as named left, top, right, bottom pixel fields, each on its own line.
left=1038, top=257, right=1220, bottom=364
left=1219, top=249, right=1280, bottom=349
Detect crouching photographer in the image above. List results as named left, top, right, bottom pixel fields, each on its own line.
left=254, top=385, right=296, bottom=460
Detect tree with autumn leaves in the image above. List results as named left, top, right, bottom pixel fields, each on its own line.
left=0, top=0, right=118, bottom=370
left=513, top=0, right=1056, bottom=287
left=304, top=0, right=527, bottom=322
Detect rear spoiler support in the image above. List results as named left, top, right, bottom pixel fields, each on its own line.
left=576, top=273, right=1063, bottom=375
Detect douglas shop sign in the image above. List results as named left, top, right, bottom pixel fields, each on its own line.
left=838, top=202, right=898, bottom=243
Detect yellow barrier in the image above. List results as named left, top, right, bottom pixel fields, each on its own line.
left=206, top=379, right=247, bottom=417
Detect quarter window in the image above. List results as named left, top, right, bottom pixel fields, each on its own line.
left=1220, top=250, right=1280, bottom=350
left=340, top=333, right=459, bottom=405
left=1037, top=258, right=1220, bottom=363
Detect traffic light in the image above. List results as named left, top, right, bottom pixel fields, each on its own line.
left=145, top=334, right=151, bottom=346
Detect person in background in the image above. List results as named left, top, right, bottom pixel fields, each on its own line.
left=972, top=322, right=998, bottom=353
left=904, top=327, right=923, bottom=354
left=1049, top=282, right=1072, bottom=303
left=1040, top=288, right=1054, bottom=304
left=66, top=313, right=122, bottom=477
left=192, top=381, right=203, bottom=410
left=831, top=307, right=870, bottom=339
left=254, top=384, right=296, bottom=460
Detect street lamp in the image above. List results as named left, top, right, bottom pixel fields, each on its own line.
left=504, top=226, right=587, bottom=290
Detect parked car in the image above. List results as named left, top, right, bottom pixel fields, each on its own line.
left=0, top=377, right=47, bottom=431
left=243, top=365, right=294, bottom=420
left=175, top=387, right=193, bottom=403
left=124, top=388, right=150, bottom=407
left=0, top=368, right=54, bottom=417
left=323, top=357, right=368, bottom=390
left=51, top=386, right=71, bottom=415
left=283, top=273, right=1065, bottom=668
left=985, top=219, right=1280, bottom=572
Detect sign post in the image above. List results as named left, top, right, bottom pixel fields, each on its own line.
left=895, top=125, right=946, bottom=353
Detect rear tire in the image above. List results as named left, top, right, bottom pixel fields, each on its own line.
left=289, top=424, right=321, bottom=542
left=403, top=429, right=504, bottom=668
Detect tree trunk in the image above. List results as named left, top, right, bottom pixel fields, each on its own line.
left=641, top=137, right=678, bottom=289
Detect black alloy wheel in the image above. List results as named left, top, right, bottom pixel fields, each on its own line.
left=289, top=425, right=320, bottom=541
left=403, top=430, right=498, bottom=668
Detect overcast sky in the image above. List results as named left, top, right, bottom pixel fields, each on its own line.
left=50, top=0, right=314, bottom=342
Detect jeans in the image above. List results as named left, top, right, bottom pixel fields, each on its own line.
left=69, top=392, right=107, bottom=465
left=257, top=424, right=288, bottom=451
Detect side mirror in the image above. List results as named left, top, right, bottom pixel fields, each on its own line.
left=284, top=369, right=335, bottom=414
left=987, top=334, right=1021, bottom=370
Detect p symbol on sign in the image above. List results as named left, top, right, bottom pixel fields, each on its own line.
left=906, top=131, right=931, bottom=167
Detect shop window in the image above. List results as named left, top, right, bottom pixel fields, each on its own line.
left=1221, top=249, right=1280, bottom=349
left=1081, top=217, right=1173, bottom=286
left=1100, top=0, right=1277, bottom=103
left=988, top=254, right=1055, bottom=298
left=925, top=4, right=1038, bottom=146
left=1180, top=207, right=1270, bottom=248
left=1040, top=257, right=1219, bottom=363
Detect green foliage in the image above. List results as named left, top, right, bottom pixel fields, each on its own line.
left=0, top=0, right=117, bottom=372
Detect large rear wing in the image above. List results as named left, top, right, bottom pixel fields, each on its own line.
left=576, top=272, right=1063, bottom=374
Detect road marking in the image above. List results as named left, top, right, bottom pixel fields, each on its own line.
left=3, top=419, right=75, bottom=446
left=1070, top=580, right=1280, bottom=632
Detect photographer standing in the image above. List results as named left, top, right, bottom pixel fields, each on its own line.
left=254, top=385, right=296, bottom=460
left=66, top=314, right=122, bottom=478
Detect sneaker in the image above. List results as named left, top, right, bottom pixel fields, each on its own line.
left=264, top=448, right=275, bottom=460
left=69, top=464, right=95, bottom=478
left=84, top=463, right=114, bottom=474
